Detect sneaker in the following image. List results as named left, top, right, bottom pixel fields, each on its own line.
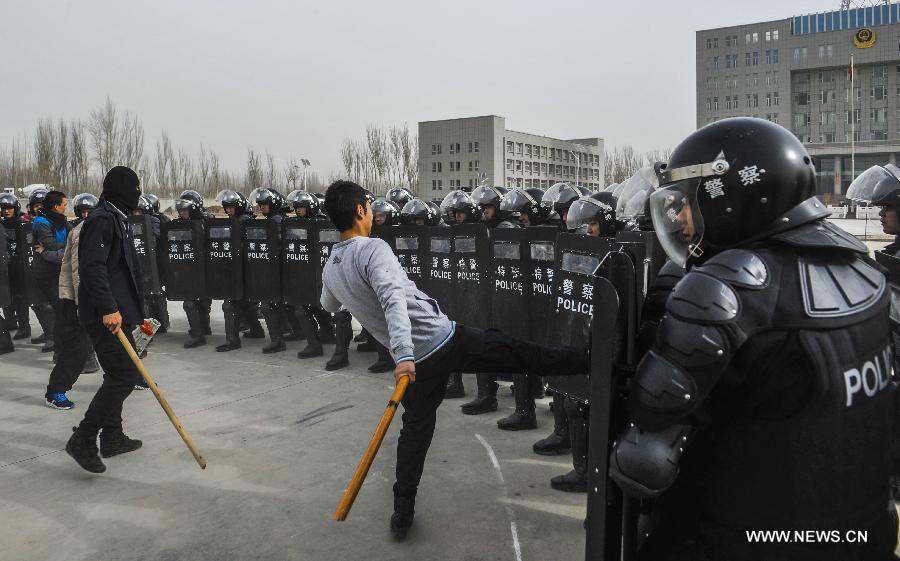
left=100, top=429, right=143, bottom=458
left=46, top=393, right=75, bottom=410
left=134, top=380, right=150, bottom=391
left=390, top=495, right=416, bottom=540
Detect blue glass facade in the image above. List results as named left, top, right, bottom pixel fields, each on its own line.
left=792, top=2, right=900, bottom=35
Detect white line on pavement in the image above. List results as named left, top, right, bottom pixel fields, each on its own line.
left=476, top=433, right=523, bottom=561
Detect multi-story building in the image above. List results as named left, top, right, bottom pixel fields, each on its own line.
left=697, top=3, right=900, bottom=201
left=418, top=115, right=604, bottom=201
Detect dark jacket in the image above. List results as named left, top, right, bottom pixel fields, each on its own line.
left=32, top=209, right=70, bottom=278
left=78, top=198, right=143, bottom=326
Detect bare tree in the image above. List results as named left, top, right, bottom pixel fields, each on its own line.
left=155, top=131, right=175, bottom=197
left=69, top=121, right=91, bottom=192
left=246, top=149, right=262, bottom=190
left=33, top=118, right=57, bottom=185
left=264, top=150, right=278, bottom=188
left=88, top=97, right=144, bottom=174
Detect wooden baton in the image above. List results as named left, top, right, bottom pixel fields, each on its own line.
left=115, top=328, right=207, bottom=469
left=333, top=374, right=410, bottom=521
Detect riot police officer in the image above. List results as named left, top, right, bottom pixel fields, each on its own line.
left=372, top=199, right=400, bottom=227
left=541, top=182, right=581, bottom=228
left=387, top=187, right=414, bottom=214
left=439, top=190, right=481, bottom=226
left=1, top=193, right=29, bottom=341
left=22, top=188, right=55, bottom=346
left=399, top=199, right=441, bottom=227
left=253, top=188, right=291, bottom=353
left=498, top=188, right=549, bottom=227
left=215, top=190, right=265, bottom=352
left=25, top=188, right=48, bottom=220
left=71, top=193, right=99, bottom=226
left=174, top=196, right=212, bottom=348
left=134, top=195, right=170, bottom=333
left=609, top=118, right=897, bottom=560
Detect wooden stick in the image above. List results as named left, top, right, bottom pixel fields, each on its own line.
left=333, top=374, right=410, bottom=521
left=115, top=328, right=207, bottom=469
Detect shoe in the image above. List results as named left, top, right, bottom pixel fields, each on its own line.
left=65, top=427, right=106, bottom=473
left=550, top=469, right=587, bottom=493
left=216, top=341, right=242, bottom=352
left=100, top=429, right=143, bottom=458
left=368, top=359, right=394, bottom=373
left=41, top=342, right=55, bottom=353
left=31, top=333, right=47, bottom=344
left=82, top=353, right=101, bottom=374
left=262, top=341, right=286, bottom=354
left=297, top=345, right=324, bottom=359
left=13, top=326, right=30, bottom=340
left=444, top=373, right=465, bottom=399
left=326, top=354, right=349, bottom=371
left=390, top=495, right=415, bottom=540
left=46, top=393, right=75, bottom=410
left=498, top=374, right=538, bottom=431
left=242, top=328, right=265, bottom=339
left=134, top=380, right=150, bottom=390
left=533, top=396, right=571, bottom=455
left=356, top=341, right=376, bottom=352
left=183, top=336, right=207, bottom=349
left=460, top=374, right=498, bottom=415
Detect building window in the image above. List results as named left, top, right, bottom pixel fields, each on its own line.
left=449, top=142, right=460, bottom=154
left=713, top=37, right=718, bottom=48
left=751, top=93, right=759, bottom=108
left=745, top=33, right=751, bottom=44
left=824, top=133, right=835, bottom=143
left=765, top=31, right=771, bottom=42
left=871, top=107, right=888, bottom=123
left=773, top=29, right=779, bottom=41
left=506, top=141, right=514, bottom=153
left=525, top=144, right=532, bottom=157
left=506, top=159, right=513, bottom=171
left=872, top=85, right=887, bottom=100
left=773, top=92, right=779, bottom=106
left=474, top=142, right=479, bottom=152
left=752, top=73, right=759, bottom=87
left=725, top=35, right=731, bottom=47
left=515, top=160, right=522, bottom=171
left=725, top=96, right=732, bottom=109
left=818, top=44, right=833, bottom=59
left=752, top=32, right=758, bottom=43
left=745, top=74, right=751, bottom=87
left=845, top=131, right=861, bottom=142
left=516, top=143, right=523, bottom=155
left=713, top=97, right=719, bottom=110
left=793, top=47, right=807, bottom=63
left=745, top=52, right=751, bottom=66
left=793, top=113, right=811, bottom=128
left=818, top=69, right=833, bottom=83
left=752, top=51, right=759, bottom=65
left=772, top=49, right=779, bottom=63
left=765, top=50, right=771, bottom=64
left=845, top=88, right=861, bottom=102
left=820, top=111, right=835, bottom=126
left=541, top=163, right=547, bottom=174
left=846, top=109, right=860, bottom=124
left=765, top=93, right=772, bottom=106
left=820, top=89, right=835, bottom=104
left=706, top=38, right=712, bottom=49
left=524, top=162, right=531, bottom=174
left=873, top=65, right=887, bottom=79
left=873, top=130, right=888, bottom=141
left=437, top=180, right=442, bottom=190
left=794, top=92, right=809, bottom=106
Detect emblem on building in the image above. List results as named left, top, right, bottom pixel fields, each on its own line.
left=854, top=28, right=876, bottom=49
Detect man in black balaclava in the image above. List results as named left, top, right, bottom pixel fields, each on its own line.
left=65, top=166, right=145, bottom=474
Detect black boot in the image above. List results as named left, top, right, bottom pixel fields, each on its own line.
left=533, top=394, right=571, bottom=455
left=353, top=329, right=368, bottom=343
left=296, top=306, right=323, bottom=358
left=0, top=322, right=12, bottom=355
left=201, top=299, right=212, bottom=335
left=550, top=399, right=587, bottom=492
left=314, top=308, right=335, bottom=343
left=283, top=306, right=305, bottom=342
left=325, top=311, right=351, bottom=371
left=497, top=374, right=537, bottom=430
left=368, top=341, right=395, bottom=373
left=99, top=428, right=143, bottom=458
left=460, top=373, right=498, bottom=415
left=356, top=329, right=376, bottom=352
left=13, top=324, right=30, bottom=340
left=261, top=304, right=286, bottom=354
left=183, top=300, right=207, bottom=348
left=390, top=494, right=416, bottom=540
left=65, top=427, right=106, bottom=473
left=216, top=300, right=242, bottom=352
left=444, top=372, right=465, bottom=398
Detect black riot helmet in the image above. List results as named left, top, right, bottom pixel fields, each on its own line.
left=846, top=163, right=900, bottom=207
left=174, top=198, right=203, bottom=220
left=72, top=193, right=99, bottom=217
left=387, top=187, right=413, bottom=210
left=286, top=190, right=321, bottom=218
left=28, top=188, right=49, bottom=213
left=372, top=198, right=400, bottom=226
left=364, top=189, right=376, bottom=204
left=400, top=198, right=440, bottom=226
left=650, top=117, right=821, bottom=267
left=575, top=185, right=592, bottom=196
left=143, top=193, right=161, bottom=214
left=471, top=185, right=510, bottom=219
left=0, top=193, right=20, bottom=215
left=254, top=188, right=285, bottom=218
left=440, top=190, right=481, bottom=224
left=500, top=188, right=549, bottom=226
left=136, top=195, right=154, bottom=215
left=541, top=183, right=581, bottom=215
left=179, top=189, right=204, bottom=209
left=566, top=192, right=619, bottom=236
left=217, top=190, right=249, bottom=216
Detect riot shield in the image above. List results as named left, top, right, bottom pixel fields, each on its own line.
left=313, top=219, right=341, bottom=305
left=544, top=233, right=615, bottom=403
left=205, top=217, right=243, bottom=300
left=423, top=227, right=456, bottom=321
left=490, top=227, right=528, bottom=339
left=0, top=225, right=9, bottom=308
left=451, top=224, right=490, bottom=329
left=243, top=218, right=281, bottom=303
left=370, top=223, right=395, bottom=250
left=614, top=230, right=667, bottom=321
left=876, top=250, right=900, bottom=288
left=128, top=214, right=162, bottom=296
left=281, top=217, right=317, bottom=306
left=526, top=226, right=559, bottom=343
left=392, top=225, right=428, bottom=290
left=162, top=219, right=206, bottom=301
left=15, top=222, right=43, bottom=305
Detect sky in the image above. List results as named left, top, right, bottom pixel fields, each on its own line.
left=1, top=0, right=836, bottom=180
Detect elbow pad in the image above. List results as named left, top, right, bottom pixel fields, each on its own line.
left=609, top=423, right=692, bottom=500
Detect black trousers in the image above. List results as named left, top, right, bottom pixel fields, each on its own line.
left=77, top=323, right=140, bottom=438
left=46, top=299, right=90, bottom=396
left=393, top=325, right=588, bottom=498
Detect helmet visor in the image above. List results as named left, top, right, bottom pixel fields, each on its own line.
left=649, top=181, right=705, bottom=267
left=566, top=198, right=610, bottom=231
left=846, top=164, right=900, bottom=205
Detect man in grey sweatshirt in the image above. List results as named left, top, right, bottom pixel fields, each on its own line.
left=320, top=180, right=589, bottom=540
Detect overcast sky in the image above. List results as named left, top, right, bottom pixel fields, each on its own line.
left=1, top=0, right=833, bottom=179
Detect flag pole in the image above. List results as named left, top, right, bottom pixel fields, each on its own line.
left=851, top=54, right=855, bottom=184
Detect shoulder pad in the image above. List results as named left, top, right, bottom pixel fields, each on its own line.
left=771, top=220, right=868, bottom=254
left=667, top=272, right=739, bottom=324
left=693, top=249, right=768, bottom=289
left=654, top=260, right=685, bottom=292
left=799, top=254, right=887, bottom=318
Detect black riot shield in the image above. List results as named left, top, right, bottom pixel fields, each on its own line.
left=544, top=233, right=615, bottom=403
left=205, top=218, right=243, bottom=300
left=490, top=227, right=528, bottom=339
left=392, top=225, right=428, bottom=291
left=424, top=227, right=456, bottom=321
left=313, top=219, right=341, bottom=304
left=243, top=219, right=281, bottom=303
left=451, top=224, right=490, bottom=329
left=0, top=225, right=9, bottom=308
left=525, top=226, right=559, bottom=343
left=162, top=219, right=205, bottom=301
left=614, top=230, right=667, bottom=322
left=15, top=222, right=43, bottom=305
left=128, top=214, right=161, bottom=296
left=281, top=218, right=317, bottom=306
left=370, top=223, right=395, bottom=251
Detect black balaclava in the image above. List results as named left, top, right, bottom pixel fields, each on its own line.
left=102, top=166, right=141, bottom=214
